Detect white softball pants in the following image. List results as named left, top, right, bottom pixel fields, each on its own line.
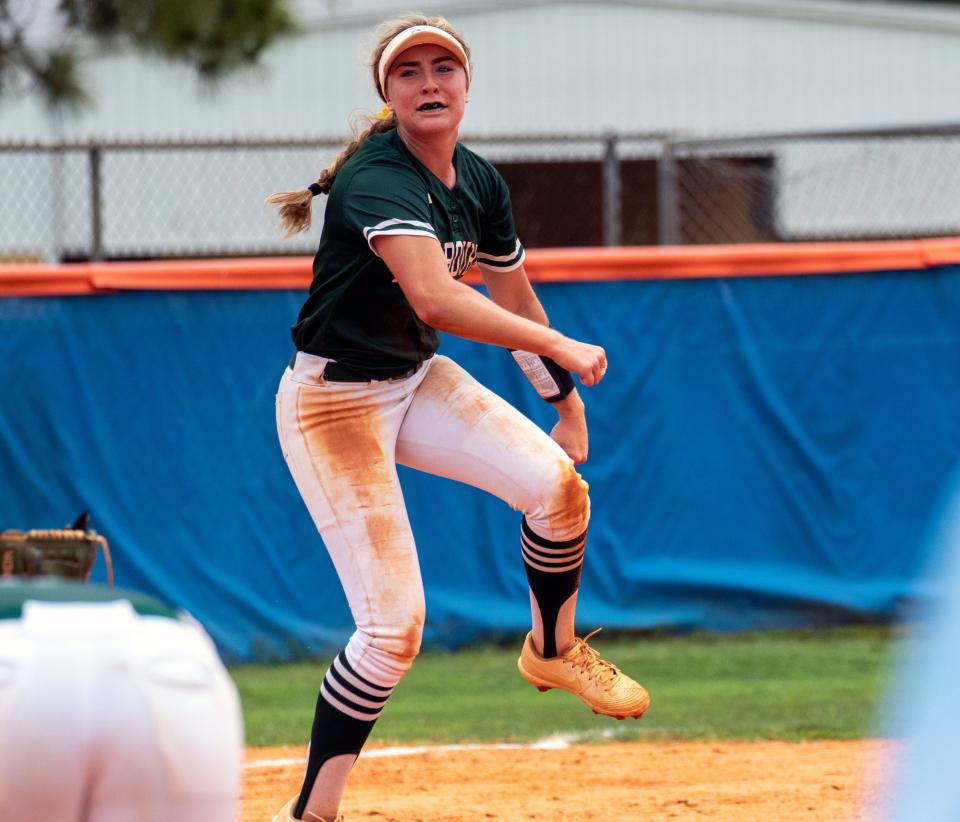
left=276, top=353, right=590, bottom=699
left=0, top=599, right=243, bottom=822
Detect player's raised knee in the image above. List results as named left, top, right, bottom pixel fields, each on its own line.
left=369, top=615, right=424, bottom=667
left=550, top=461, right=590, bottom=536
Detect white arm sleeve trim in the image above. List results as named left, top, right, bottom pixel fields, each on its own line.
left=477, top=240, right=525, bottom=272
left=362, top=218, right=438, bottom=256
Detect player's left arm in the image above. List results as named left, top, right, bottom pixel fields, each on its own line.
left=481, top=266, right=589, bottom=465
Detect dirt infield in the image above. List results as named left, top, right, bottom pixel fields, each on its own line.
left=243, top=739, right=891, bottom=821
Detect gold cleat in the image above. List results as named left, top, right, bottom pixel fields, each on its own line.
left=517, top=629, right=650, bottom=720
left=273, top=797, right=343, bottom=822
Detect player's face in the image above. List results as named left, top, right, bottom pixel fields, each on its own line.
left=384, top=43, right=468, bottom=137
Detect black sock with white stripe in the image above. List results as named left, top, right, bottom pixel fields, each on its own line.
left=520, top=516, right=587, bottom=658
left=294, top=650, right=392, bottom=819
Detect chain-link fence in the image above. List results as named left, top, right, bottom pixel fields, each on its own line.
left=3, top=124, right=959, bottom=263
left=0, top=139, right=343, bottom=263
left=664, top=125, right=960, bottom=245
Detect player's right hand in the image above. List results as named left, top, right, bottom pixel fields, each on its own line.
left=549, top=338, right=607, bottom=387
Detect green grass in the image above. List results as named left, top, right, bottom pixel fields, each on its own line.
left=231, top=626, right=897, bottom=747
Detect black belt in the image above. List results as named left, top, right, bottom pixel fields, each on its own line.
left=323, top=361, right=423, bottom=382
left=321, top=362, right=373, bottom=382
left=289, top=351, right=422, bottom=383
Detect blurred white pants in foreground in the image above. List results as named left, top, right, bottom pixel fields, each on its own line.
left=881, top=470, right=960, bottom=822
left=0, top=598, right=243, bottom=822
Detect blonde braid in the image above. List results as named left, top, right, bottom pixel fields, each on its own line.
left=265, top=111, right=398, bottom=238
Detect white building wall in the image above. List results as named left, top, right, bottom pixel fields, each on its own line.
left=3, top=1, right=960, bottom=261
left=2, top=0, right=960, bottom=141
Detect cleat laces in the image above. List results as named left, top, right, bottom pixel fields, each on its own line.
left=568, top=628, right=621, bottom=688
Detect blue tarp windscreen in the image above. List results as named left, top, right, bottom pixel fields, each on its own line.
left=1, top=266, right=959, bottom=661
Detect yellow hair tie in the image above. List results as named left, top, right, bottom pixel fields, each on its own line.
left=377, top=105, right=393, bottom=120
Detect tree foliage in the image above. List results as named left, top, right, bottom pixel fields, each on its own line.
left=0, top=0, right=299, bottom=110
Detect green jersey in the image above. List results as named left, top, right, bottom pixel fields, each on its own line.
left=292, top=128, right=525, bottom=378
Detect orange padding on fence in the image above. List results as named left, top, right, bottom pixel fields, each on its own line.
left=3, top=237, right=960, bottom=297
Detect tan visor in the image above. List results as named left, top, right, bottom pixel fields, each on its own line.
left=377, top=25, right=470, bottom=97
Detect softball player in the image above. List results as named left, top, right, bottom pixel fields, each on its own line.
left=268, top=14, right=649, bottom=822
left=0, top=578, right=243, bottom=822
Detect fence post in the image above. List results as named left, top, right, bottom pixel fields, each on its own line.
left=602, top=132, right=621, bottom=247
left=657, top=140, right=681, bottom=246
left=89, top=144, right=103, bottom=262
left=50, top=144, right=65, bottom=263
